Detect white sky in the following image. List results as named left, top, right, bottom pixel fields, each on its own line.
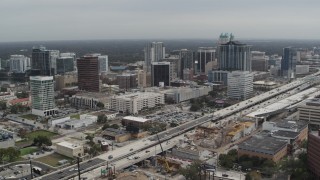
left=1, top=0, right=320, bottom=42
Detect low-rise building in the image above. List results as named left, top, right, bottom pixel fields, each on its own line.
left=101, top=128, right=131, bottom=143
left=70, top=92, right=110, bottom=109
left=110, top=92, right=164, bottom=114
left=55, top=114, right=97, bottom=129
left=298, top=98, right=320, bottom=127
left=262, top=119, right=308, bottom=145
left=0, top=92, right=16, bottom=102
left=253, top=81, right=278, bottom=91
left=56, top=141, right=84, bottom=158
left=162, top=86, right=213, bottom=103
left=238, top=135, right=288, bottom=162
left=0, top=129, right=15, bottom=148
left=7, top=98, right=30, bottom=107
left=122, top=116, right=151, bottom=129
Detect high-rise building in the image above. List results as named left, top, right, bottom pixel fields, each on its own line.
left=218, top=33, right=232, bottom=45
left=281, top=47, right=297, bottom=78
left=30, top=76, right=56, bottom=116
left=31, top=46, right=59, bottom=76
left=227, top=71, right=253, bottom=100
left=218, top=40, right=251, bottom=71
left=144, top=42, right=165, bottom=72
left=56, top=57, right=74, bottom=74
left=172, top=49, right=194, bottom=79
left=251, top=51, right=268, bottom=72
left=160, top=55, right=180, bottom=80
left=117, top=74, right=137, bottom=91
left=60, top=52, right=76, bottom=71
left=196, top=47, right=216, bottom=74
left=77, top=55, right=100, bottom=92
left=307, top=131, right=320, bottom=178
left=136, top=69, right=146, bottom=88
left=98, top=55, right=108, bottom=74
left=151, top=62, right=171, bottom=87
left=9, top=55, right=30, bottom=73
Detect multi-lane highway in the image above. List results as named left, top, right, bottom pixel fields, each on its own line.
left=38, top=71, right=320, bottom=180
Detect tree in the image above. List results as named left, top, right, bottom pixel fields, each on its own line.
left=33, top=135, right=52, bottom=147
left=96, top=102, right=105, bottom=109
left=10, top=105, right=18, bottom=114
left=102, top=124, right=110, bottom=130
left=97, top=115, right=107, bottom=124
left=6, top=147, right=20, bottom=162
left=190, top=103, right=201, bottom=112
left=209, top=90, right=217, bottom=97
left=179, top=160, right=202, bottom=180
left=18, top=128, right=27, bottom=138
left=0, top=101, right=6, bottom=110
left=170, top=122, right=178, bottom=127
left=88, top=143, right=102, bottom=157
left=16, top=91, right=29, bottom=98
left=110, top=124, right=119, bottom=129
left=85, top=135, right=94, bottom=142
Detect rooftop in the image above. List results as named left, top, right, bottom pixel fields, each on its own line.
left=271, top=130, right=299, bottom=139
left=123, top=116, right=150, bottom=123
left=9, top=98, right=29, bottom=105
left=305, top=98, right=320, bottom=106
left=102, top=128, right=128, bottom=136
left=238, top=135, right=288, bottom=155
left=74, top=92, right=110, bottom=100
left=57, top=141, right=81, bottom=149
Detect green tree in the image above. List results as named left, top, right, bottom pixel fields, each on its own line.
left=88, top=143, right=102, bottom=157
left=110, top=124, right=119, bottom=129
left=179, top=160, right=202, bottom=180
left=16, top=91, right=29, bottom=98
left=190, top=103, right=201, bottom=111
left=209, top=90, right=217, bottom=97
left=97, top=114, right=107, bottom=124
left=6, top=147, right=20, bottom=162
left=10, top=105, right=18, bottom=114
left=0, top=101, right=6, bottom=110
left=102, top=123, right=110, bottom=130
left=33, top=135, right=52, bottom=147
left=96, top=102, right=105, bottom=109
left=170, top=122, right=178, bottom=127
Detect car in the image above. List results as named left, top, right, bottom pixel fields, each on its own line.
left=222, top=174, right=228, bottom=177
left=130, top=148, right=133, bottom=151
left=127, top=157, right=133, bottom=160
left=134, top=156, right=139, bottom=159
left=108, top=155, right=113, bottom=159
left=69, top=168, right=74, bottom=171
left=145, top=150, right=150, bottom=153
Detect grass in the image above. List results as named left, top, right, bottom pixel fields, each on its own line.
left=20, top=147, right=38, bottom=156
left=35, top=153, right=73, bottom=167
left=70, top=114, right=80, bottom=119
left=25, top=130, right=57, bottom=140
left=20, top=114, right=39, bottom=120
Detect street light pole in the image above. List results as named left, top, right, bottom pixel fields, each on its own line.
left=30, top=160, right=33, bottom=179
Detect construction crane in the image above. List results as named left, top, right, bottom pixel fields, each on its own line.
left=156, top=133, right=171, bottom=173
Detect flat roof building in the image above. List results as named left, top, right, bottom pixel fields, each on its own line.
left=110, top=92, right=164, bottom=114
left=122, top=116, right=151, bottom=128
left=56, top=141, right=84, bottom=158
left=238, top=135, right=288, bottom=162
left=298, top=98, right=320, bottom=127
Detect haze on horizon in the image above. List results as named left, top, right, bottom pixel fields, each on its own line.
left=1, top=0, right=320, bottom=42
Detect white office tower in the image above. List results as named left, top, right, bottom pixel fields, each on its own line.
left=98, top=55, right=109, bottom=74
left=30, top=76, right=57, bottom=116
left=227, top=71, right=253, bottom=100
left=144, top=42, right=165, bottom=72
left=9, top=55, right=31, bottom=73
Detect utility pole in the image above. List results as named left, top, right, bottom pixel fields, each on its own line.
left=77, top=156, right=81, bottom=180
left=30, top=160, right=33, bottom=179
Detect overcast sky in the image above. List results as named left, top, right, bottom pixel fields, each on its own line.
left=1, top=0, right=320, bottom=42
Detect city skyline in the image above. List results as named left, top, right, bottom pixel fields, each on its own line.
left=1, top=0, right=320, bottom=42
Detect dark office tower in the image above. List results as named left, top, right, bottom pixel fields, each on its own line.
left=31, top=46, right=59, bottom=76
left=151, top=62, right=170, bottom=87
left=56, top=57, right=74, bottom=74
left=77, top=55, right=100, bottom=92
left=144, top=42, right=165, bottom=72
left=171, top=49, right=194, bottom=79
left=196, top=47, right=216, bottom=74
left=218, top=40, right=251, bottom=71
left=117, top=74, right=137, bottom=91
left=281, top=47, right=297, bottom=78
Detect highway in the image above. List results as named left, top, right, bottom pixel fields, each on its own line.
left=37, top=71, right=320, bottom=180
